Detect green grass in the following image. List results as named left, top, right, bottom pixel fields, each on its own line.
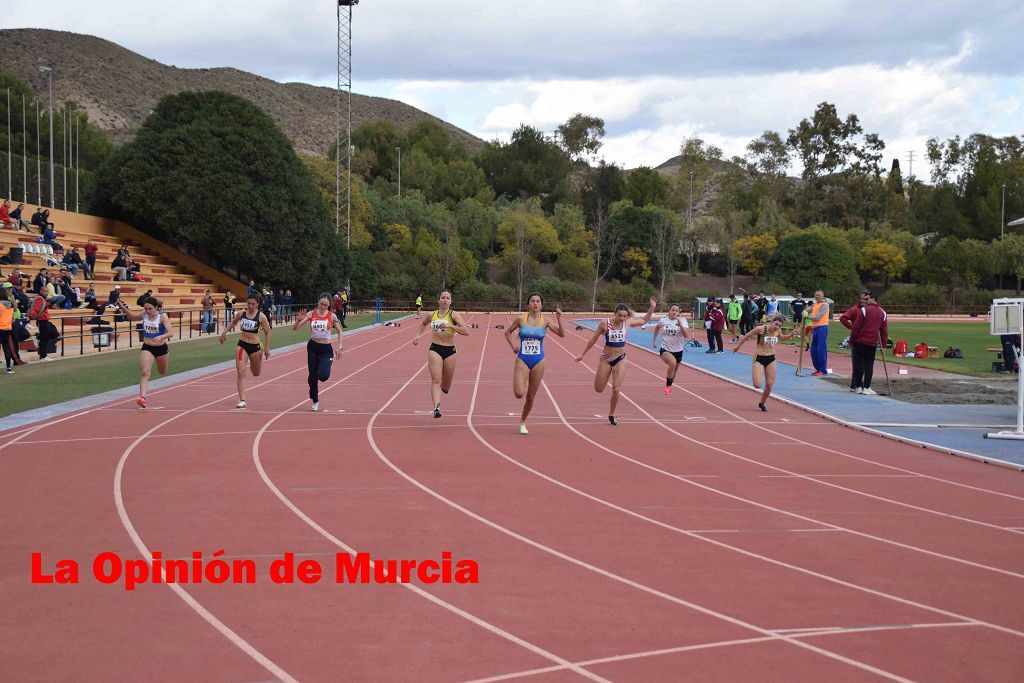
left=3, top=313, right=402, bottom=418
left=821, top=320, right=1002, bottom=377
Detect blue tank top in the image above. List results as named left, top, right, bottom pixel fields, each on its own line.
left=518, top=314, right=545, bottom=357
left=141, top=312, right=166, bottom=340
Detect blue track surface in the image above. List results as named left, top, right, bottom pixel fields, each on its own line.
left=576, top=320, right=1024, bottom=469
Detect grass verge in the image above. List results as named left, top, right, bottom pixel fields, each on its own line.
left=3, top=313, right=402, bottom=418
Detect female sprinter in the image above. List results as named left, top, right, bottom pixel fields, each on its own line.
left=292, top=294, right=343, bottom=412
left=219, top=294, right=272, bottom=408
left=412, top=289, right=469, bottom=418
left=504, top=293, right=564, bottom=434
left=651, top=304, right=691, bottom=396
left=576, top=297, right=657, bottom=425
left=733, top=312, right=799, bottom=412
left=116, top=297, right=173, bottom=408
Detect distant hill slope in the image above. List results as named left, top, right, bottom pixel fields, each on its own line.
left=0, top=28, right=485, bottom=156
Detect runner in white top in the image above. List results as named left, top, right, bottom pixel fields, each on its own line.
left=651, top=304, right=692, bottom=396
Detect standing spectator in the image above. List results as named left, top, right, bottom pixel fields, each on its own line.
left=849, top=292, right=888, bottom=395
left=136, top=289, right=154, bottom=307
left=765, top=294, right=779, bottom=316
left=202, top=289, right=215, bottom=333
left=62, top=247, right=85, bottom=277
left=83, top=239, right=98, bottom=279
left=726, top=294, right=742, bottom=342
left=0, top=287, right=16, bottom=372
left=340, top=289, right=349, bottom=328
left=41, top=225, right=64, bottom=252
left=224, top=290, right=236, bottom=326
left=808, top=290, right=831, bottom=376
left=247, top=280, right=258, bottom=299
left=791, top=292, right=807, bottom=325
left=273, top=288, right=284, bottom=325
left=35, top=300, right=60, bottom=361
left=260, top=287, right=274, bottom=328
left=332, top=289, right=345, bottom=324
left=704, top=299, right=725, bottom=353
left=755, top=291, right=768, bottom=323
left=283, top=289, right=294, bottom=323
left=415, top=293, right=423, bottom=319
left=739, top=294, right=755, bottom=335
left=0, top=200, right=15, bottom=230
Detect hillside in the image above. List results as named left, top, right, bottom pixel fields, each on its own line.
left=0, top=28, right=485, bottom=156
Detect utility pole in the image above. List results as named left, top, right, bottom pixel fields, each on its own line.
left=62, top=105, right=67, bottom=210
left=22, top=94, right=27, bottom=203
left=395, top=145, right=401, bottom=197
left=39, top=65, right=53, bottom=208
left=905, top=150, right=915, bottom=179
left=35, top=100, right=41, bottom=205
left=337, top=1, right=358, bottom=250
left=5, top=88, right=10, bottom=201
left=1001, top=183, right=1007, bottom=240
left=687, top=170, right=695, bottom=230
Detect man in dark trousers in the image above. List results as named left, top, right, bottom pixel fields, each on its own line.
left=849, top=291, right=888, bottom=395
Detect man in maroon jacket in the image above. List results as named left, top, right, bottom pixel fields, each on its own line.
left=849, top=291, right=888, bottom=395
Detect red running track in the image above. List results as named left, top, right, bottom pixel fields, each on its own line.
left=2, top=315, right=1023, bottom=681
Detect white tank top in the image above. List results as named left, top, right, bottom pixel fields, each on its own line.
left=658, top=316, right=688, bottom=353
left=309, top=310, right=333, bottom=342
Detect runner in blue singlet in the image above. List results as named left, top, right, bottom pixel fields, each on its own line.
left=504, top=293, right=564, bottom=434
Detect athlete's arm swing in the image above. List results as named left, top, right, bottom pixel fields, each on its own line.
left=218, top=311, right=245, bottom=344
left=260, top=312, right=272, bottom=359
left=158, top=313, right=174, bottom=344
left=575, top=321, right=606, bottom=362
left=412, top=314, right=432, bottom=345
left=332, top=313, right=343, bottom=359
left=651, top=321, right=663, bottom=349
left=630, top=297, right=658, bottom=327
left=547, top=308, right=565, bottom=337
left=505, top=316, right=522, bottom=353
left=292, top=309, right=311, bottom=330
left=732, top=325, right=761, bottom=353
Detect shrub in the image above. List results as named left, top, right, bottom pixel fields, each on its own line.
left=528, top=276, right=588, bottom=307
left=597, top=278, right=656, bottom=308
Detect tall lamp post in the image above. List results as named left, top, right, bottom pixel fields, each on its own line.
left=395, top=146, right=401, bottom=197
left=39, top=65, right=53, bottom=208
left=687, top=170, right=695, bottom=229
left=1001, top=183, right=1007, bottom=240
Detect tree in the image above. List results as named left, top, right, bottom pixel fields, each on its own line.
left=999, top=234, right=1024, bottom=293
left=477, top=124, right=571, bottom=209
left=91, top=91, right=339, bottom=299
left=588, top=197, right=622, bottom=311
left=497, top=207, right=561, bottom=309
left=649, top=208, right=684, bottom=303
left=767, top=231, right=861, bottom=303
left=621, top=247, right=652, bottom=281
left=858, top=239, right=906, bottom=288
left=623, top=167, right=670, bottom=207
left=556, top=113, right=606, bottom=162
left=733, top=233, right=778, bottom=278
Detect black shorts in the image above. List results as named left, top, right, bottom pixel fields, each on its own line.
left=755, top=354, right=776, bottom=368
left=142, top=343, right=169, bottom=358
left=660, top=348, right=683, bottom=363
left=604, top=352, right=627, bottom=367
left=429, top=343, right=456, bottom=361
left=237, top=340, right=262, bottom=356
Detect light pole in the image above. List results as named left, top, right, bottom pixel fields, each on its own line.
left=395, top=146, right=401, bottom=197
left=35, top=100, right=41, bottom=205
left=61, top=105, right=67, bottom=210
left=22, top=94, right=27, bottom=203
left=687, top=170, right=695, bottom=230
left=39, top=65, right=53, bottom=208
left=1001, top=183, right=1007, bottom=240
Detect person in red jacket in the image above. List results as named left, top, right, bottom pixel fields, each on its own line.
left=839, top=293, right=867, bottom=391
left=849, top=291, right=888, bottom=395
left=704, top=298, right=726, bottom=353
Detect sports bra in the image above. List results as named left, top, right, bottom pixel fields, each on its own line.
left=142, top=313, right=166, bottom=340
left=239, top=311, right=260, bottom=333
left=309, top=309, right=333, bottom=342
left=604, top=319, right=627, bottom=348
left=431, top=309, right=456, bottom=335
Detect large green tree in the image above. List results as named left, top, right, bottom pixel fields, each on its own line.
left=477, top=124, right=571, bottom=210
left=91, top=91, right=341, bottom=298
left=767, top=231, right=861, bottom=303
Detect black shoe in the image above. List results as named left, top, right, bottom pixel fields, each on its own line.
left=758, top=402, right=767, bottom=412
left=433, top=404, right=442, bottom=419
left=608, top=415, right=617, bottom=426
left=705, top=349, right=715, bottom=354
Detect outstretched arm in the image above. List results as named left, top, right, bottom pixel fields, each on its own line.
left=631, top=297, right=658, bottom=327
left=733, top=325, right=760, bottom=353
left=576, top=322, right=605, bottom=361
left=413, top=314, right=431, bottom=346
left=219, top=312, right=244, bottom=343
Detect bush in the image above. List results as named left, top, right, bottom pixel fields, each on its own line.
left=377, top=272, right=419, bottom=300
left=528, top=276, right=588, bottom=307
left=767, top=231, right=861, bottom=303
left=881, top=283, right=945, bottom=307
left=597, top=278, right=656, bottom=308
left=453, top=280, right=515, bottom=306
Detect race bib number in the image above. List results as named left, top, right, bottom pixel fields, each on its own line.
left=521, top=339, right=541, bottom=355
left=431, top=320, right=447, bottom=333
left=663, top=324, right=678, bottom=337
left=311, top=319, right=329, bottom=333
left=764, top=336, right=778, bottom=346
left=608, top=329, right=626, bottom=342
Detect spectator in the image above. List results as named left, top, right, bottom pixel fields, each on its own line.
left=84, top=283, right=97, bottom=310
left=125, top=256, right=142, bottom=281
left=704, top=299, right=725, bottom=353
left=755, top=290, right=768, bottom=322
left=106, top=285, right=122, bottom=308
left=35, top=300, right=59, bottom=361
left=224, top=290, right=236, bottom=326
left=83, top=239, right=98, bottom=279
left=41, top=209, right=55, bottom=228
left=111, top=252, right=129, bottom=281
left=739, top=294, right=755, bottom=335
left=340, top=289, right=349, bottom=328
left=6, top=270, right=29, bottom=309
left=31, top=208, right=50, bottom=232
left=849, top=292, right=888, bottom=395
left=765, top=294, right=779, bottom=316
left=333, top=289, right=345, bottom=327
left=0, top=200, right=14, bottom=230
left=9, top=203, right=31, bottom=232
left=201, top=289, right=215, bottom=333
left=117, top=244, right=131, bottom=260
left=32, top=268, right=49, bottom=294
left=791, top=292, right=807, bottom=325
left=808, top=290, right=831, bottom=376
left=136, top=289, right=154, bottom=307
left=41, top=276, right=66, bottom=308
left=283, top=289, right=294, bottom=323
left=41, top=224, right=64, bottom=252
left=247, top=280, right=258, bottom=299
left=726, top=294, right=742, bottom=342
left=0, top=286, right=16, bottom=372
left=62, top=247, right=85, bottom=277
left=273, top=288, right=284, bottom=325
left=260, top=287, right=274, bottom=327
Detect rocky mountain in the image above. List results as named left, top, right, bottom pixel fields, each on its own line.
left=0, top=28, right=485, bottom=156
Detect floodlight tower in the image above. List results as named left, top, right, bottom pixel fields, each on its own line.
left=337, top=0, right=358, bottom=249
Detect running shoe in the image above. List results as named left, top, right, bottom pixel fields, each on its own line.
left=136, top=396, right=147, bottom=408
left=850, top=387, right=858, bottom=392
left=519, top=423, right=528, bottom=435
left=311, top=402, right=319, bottom=412
left=608, top=415, right=618, bottom=426
left=5, top=367, right=13, bottom=374
left=433, top=404, right=442, bottom=419
left=236, top=400, right=247, bottom=409
left=861, top=388, right=877, bottom=395
left=758, top=402, right=767, bottom=412
left=664, top=386, right=672, bottom=396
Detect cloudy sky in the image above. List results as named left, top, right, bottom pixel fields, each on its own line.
left=7, top=0, right=1023, bottom=171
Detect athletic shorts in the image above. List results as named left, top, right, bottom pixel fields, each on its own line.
left=429, top=343, right=456, bottom=361
left=602, top=352, right=627, bottom=367
left=237, top=340, right=262, bottom=358
left=660, top=348, right=683, bottom=363
left=141, top=343, right=169, bottom=358
left=755, top=354, right=776, bottom=367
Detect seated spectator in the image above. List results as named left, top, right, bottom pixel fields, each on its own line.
left=31, top=208, right=50, bottom=232
left=9, top=203, right=31, bottom=232
left=62, top=248, right=85, bottom=277
left=125, top=256, right=142, bottom=281
left=41, top=225, right=63, bottom=252
left=41, top=276, right=66, bottom=308
left=0, top=200, right=14, bottom=230
left=83, top=239, right=98, bottom=279
left=6, top=270, right=29, bottom=309
left=42, top=209, right=55, bottom=228
left=106, top=285, right=122, bottom=308
left=117, top=244, right=131, bottom=260
left=35, top=301, right=59, bottom=361
left=111, top=253, right=128, bottom=281
left=32, top=268, right=49, bottom=294
left=84, top=283, right=97, bottom=310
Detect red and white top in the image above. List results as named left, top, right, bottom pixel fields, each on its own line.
left=309, top=309, right=334, bottom=343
